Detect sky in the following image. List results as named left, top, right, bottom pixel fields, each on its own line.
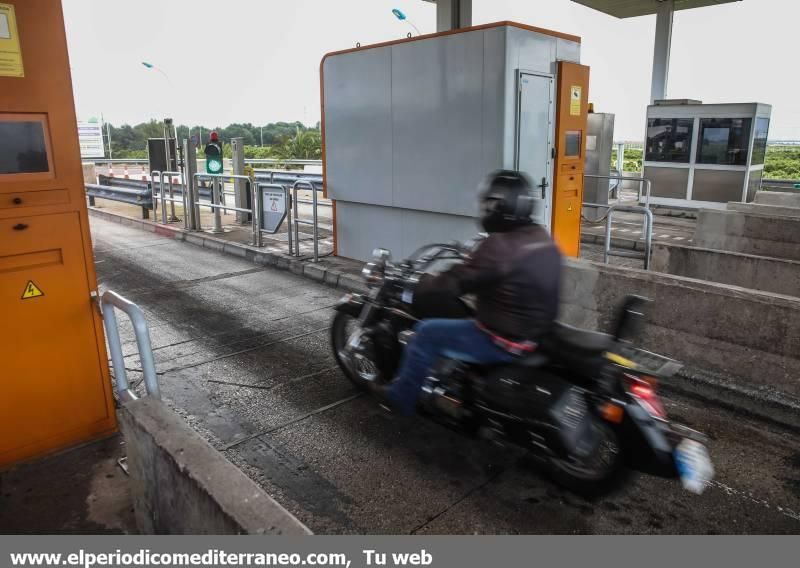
left=62, top=0, right=800, bottom=141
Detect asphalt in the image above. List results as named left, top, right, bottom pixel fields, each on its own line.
left=91, top=216, right=800, bottom=534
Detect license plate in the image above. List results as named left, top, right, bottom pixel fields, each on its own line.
left=674, top=439, right=714, bottom=494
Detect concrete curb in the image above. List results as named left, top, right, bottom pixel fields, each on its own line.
left=119, top=398, right=312, bottom=535
left=580, top=232, right=643, bottom=251
left=88, top=207, right=369, bottom=295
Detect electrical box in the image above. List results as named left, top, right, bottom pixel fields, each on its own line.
left=582, top=112, right=615, bottom=221
left=321, top=22, right=589, bottom=261
left=0, top=0, right=117, bottom=468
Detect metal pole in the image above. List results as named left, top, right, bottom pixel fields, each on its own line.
left=106, top=120, right=113, bottom=160
left=232, top=137, right=248, bottom=224
left=160, top=174, right=168, bottom=224
left=285, top=186, right=293, bottom=256
left=293, top=184, right=300, bottom=256
left=168, top=175, right=178, bottom=221
left=150, top=171, right=159, bottom=221
left=311, top=181, right=319, bottom=262
left=183, top=138, right=198, bottom=230
left=250, top=180, right=259, bottom=246
left=255, top=183, right=264, bottom=248
left=212, top=178, right=223, bottom=234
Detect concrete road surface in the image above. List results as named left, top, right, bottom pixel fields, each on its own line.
left=91, top=217, right=800, bottom=534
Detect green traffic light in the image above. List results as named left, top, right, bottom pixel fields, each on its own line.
left=207, top=158, right=223, bottom=174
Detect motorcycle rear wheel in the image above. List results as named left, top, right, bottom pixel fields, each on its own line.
left=331, top=311, right=384, bottom=389
left=546, top=420, right=625, bottom=497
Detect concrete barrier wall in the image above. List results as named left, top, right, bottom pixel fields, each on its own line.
left=754, top=191, right=800, bottom=208
left=727, top=201, right=800, bottom=218
left=119, top=398, right=311, bottom=535
left=559, top=259, right=800, bottom=398
left=692, top=209, right=800, bottom=261
left=650, top=242, right=800, bottom=298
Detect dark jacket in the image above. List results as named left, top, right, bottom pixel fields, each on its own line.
left=431, top=224, right=562, bottom=341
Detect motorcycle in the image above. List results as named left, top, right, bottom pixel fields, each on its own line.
left=331, top=242, right=714, bottom=496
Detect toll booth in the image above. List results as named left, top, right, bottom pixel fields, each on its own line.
left=643, top=100, right=772, bottom=209
left=321, top=22, right=590, bottom=261
left=0, top=0, right=117, bottom=468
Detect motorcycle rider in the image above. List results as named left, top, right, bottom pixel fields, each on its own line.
left=375, top=170, right=563, bottom=415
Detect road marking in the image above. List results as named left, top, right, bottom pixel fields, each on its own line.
left=708, top=480, right=800, bottom=523
left=619, top=229, right=630, bottom=233
left=674, top=236, right=685, bottom=240
left=659, top=234, right=671, bottom=238
left=222, top=393, right=362, bottom=451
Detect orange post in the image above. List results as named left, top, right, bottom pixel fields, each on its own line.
left=0, top=0, right=117, bottom=468
left=551, top=61, right=590, bottom=257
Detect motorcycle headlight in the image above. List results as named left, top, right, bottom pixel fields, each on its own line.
left=361, top=262, right=385, bottom=288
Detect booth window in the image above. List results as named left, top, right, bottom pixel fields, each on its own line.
left=564, top=131, right=582, bottom=157
left=751, top=118, right=769, bottom=165
left=696, top=118, right=752, bottom=166
left=645, top=118, right=692, bottom=163
left=0, top=117, right=51, bottom=175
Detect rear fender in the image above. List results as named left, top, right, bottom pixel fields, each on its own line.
left=621, top=403, right=677, bottom=477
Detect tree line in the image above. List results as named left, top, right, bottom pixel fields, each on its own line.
left=105, top=120, right=321, bottom=160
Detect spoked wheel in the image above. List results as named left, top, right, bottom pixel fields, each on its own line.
left=546, top=420, right=625, bottom=497
left=331, top=311, right=384, bottom=389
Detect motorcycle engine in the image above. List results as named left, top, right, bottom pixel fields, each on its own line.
left=419, top=359, right=469, bottom=420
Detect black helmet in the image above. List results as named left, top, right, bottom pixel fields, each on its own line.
left=478, top=170, right=535, bottom=233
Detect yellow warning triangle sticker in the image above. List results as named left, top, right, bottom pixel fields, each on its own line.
left=21, top=280, right=45, bottom=300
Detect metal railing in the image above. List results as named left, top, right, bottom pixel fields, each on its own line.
left=290, top=179, right=320, bottom=262
left=151, top=171, right=184, bottom=225
left=582, top=173, right=654, bottom=269
left=100, top=290, right=160, bottom=403
left=86, top=175, right=153, bottom=219
left=193, top=173, right=260, bottom=245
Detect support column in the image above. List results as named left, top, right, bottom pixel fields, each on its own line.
left=435, top=0, right=472, bottom=32
left=650, top=0, right=674, bottom=103
left=231, top=137, right=249, bottom=224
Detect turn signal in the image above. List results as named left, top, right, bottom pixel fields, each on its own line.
left=601, top=402, right=624, bottom=424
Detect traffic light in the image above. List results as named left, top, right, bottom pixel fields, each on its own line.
left=205, top=132, right=223, bottom=175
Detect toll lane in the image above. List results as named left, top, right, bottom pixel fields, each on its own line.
left=91, top=217, right=800, bottom=534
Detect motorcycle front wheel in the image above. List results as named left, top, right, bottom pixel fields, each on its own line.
left=331, top=311, right=384, bottom=389
left=546, top=420, right=625, bottom=497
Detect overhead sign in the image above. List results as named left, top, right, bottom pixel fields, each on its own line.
left=78, top=121, right=106, bottom=159
left=0, top=3, right=24, bottom=78
left=261, top=186, right=287, bottom=233
left=21, top=280, right=44, bottom=300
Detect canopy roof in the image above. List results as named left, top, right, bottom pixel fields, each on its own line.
left=571, top=0, right=740, bottom=18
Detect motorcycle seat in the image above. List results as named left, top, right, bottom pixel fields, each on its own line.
left=547, top=322, right=615, bottom=358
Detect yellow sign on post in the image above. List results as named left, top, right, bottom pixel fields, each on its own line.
left=570, top=85, right=582, bottom=116
left=0, top=2, right=24, bottom=78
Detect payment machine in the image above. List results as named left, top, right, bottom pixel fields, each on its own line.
left=0, top=0, right=117, bottom=468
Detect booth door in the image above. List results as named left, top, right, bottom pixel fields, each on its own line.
left=516, top=72, right=555, bottom=229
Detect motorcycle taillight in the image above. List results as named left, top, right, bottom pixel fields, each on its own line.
left=625, top=374, right=666, bottom=419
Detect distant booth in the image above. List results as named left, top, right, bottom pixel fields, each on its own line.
left=643, top=100, right=771, bottom=209
left=321, top=22, right=590, bottom=262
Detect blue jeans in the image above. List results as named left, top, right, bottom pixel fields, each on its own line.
left=386, top=319, right=515, bottom=416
